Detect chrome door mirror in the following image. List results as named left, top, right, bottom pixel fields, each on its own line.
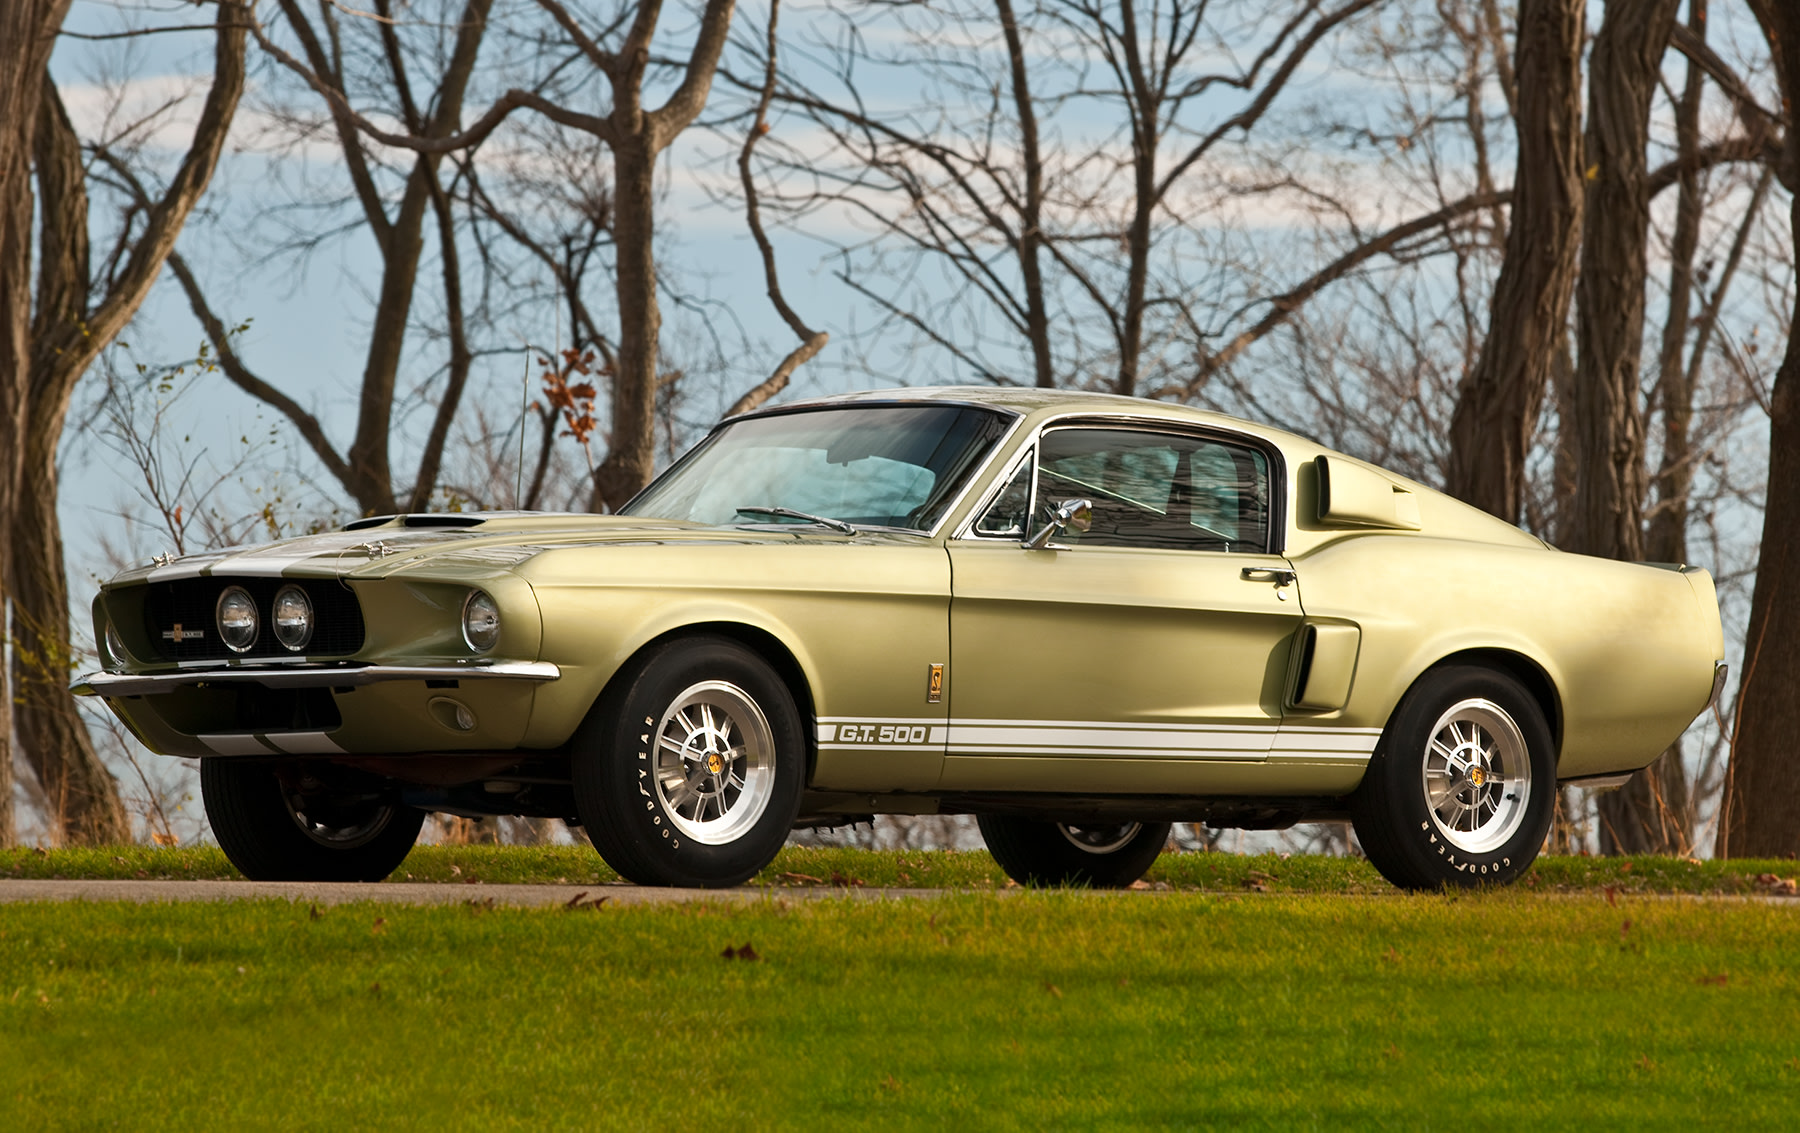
left=1023, top=498, right=1093, bottom=550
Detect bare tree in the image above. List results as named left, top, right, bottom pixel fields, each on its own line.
left=5, top=2, right=247, bottom=845
left=0, top=0, right=72, bottom=845
left=724, top=0, right=827, bottom=416
left=1443, top=0, right=1584, bottom=523
left=1568, top=0, right=1682, bottom=854
left=174, top=0, right=493, bottom=518
left=250, top=0, right=738, bottom=510
left=1050, top=0, right=1381, bottom=396
left=1718, top=0, right=1800, bottom=858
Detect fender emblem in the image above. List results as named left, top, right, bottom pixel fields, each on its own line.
left=161, top=624, right=204, bottom=643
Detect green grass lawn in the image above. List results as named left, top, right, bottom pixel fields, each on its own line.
left=5, top=842, right=1800, bottom=896
left=2, top=890, right=1797, bottom=1128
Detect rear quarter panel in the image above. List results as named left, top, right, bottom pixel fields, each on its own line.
left=1292, top=532, right=1721, bottom=778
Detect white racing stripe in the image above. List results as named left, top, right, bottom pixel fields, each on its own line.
left=264, top=731, right=347, bottom=755
left=813, top=716, right=1382, bottom=764
left=197, top=733, right=273, bottom=756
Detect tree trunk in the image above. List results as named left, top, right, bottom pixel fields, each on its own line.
left=0, top=0, right=73, bottom=846
left=1719, top=0, right=1800, bottom=858
left=1610, top=0, right=1709, bottom=861
left=10, top=79, right=128, bottom=843
left=1571, top=0, right=1681, bottom=855
left=1645, top=0, right=1707, bottom=568
left=593, top=133, right=660, bottom=511
left=1569, top=0, right=1674, bottom=565
left=9, top=4, right=244, bottom=844
left=996, top=0, right=1052, bottom=389
left=1444, top=0, right=1584, bottom=523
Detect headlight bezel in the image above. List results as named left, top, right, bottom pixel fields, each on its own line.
left=272, top=584, right=315, bottom=653
left=216, top=585, right=260, bottom=654
left=461, top=589, right=501, bottom=654
left=103, top=620, right=131, bottom=672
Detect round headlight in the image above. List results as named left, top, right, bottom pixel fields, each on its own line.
left=462, top=590, right=500, bottom=653
left=216, top=586, right=259, bottom=654
left=103, top=621, right=131, bottom=671
left=272, top=585, right=314, bottom=652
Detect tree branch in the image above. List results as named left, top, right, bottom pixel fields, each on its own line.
left=1200, top=189, right=1510, bottom=378
left=726, top=0, right=825, bottom=418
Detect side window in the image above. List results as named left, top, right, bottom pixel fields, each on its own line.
left=973, top=454, right=1036, bottom=537
left=1037, top=428, right=1271, bottom=552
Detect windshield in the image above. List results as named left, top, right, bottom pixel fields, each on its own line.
left=623, top=404, right=1014, bottom=532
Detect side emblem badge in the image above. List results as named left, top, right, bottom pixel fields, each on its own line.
left=926, top=663, right=944, bottom=704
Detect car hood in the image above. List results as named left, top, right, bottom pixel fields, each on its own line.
left=104, top=514, right=918, bottom=586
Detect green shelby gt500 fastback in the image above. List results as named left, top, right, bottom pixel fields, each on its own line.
left=76, top=387, right=1726, bottom=890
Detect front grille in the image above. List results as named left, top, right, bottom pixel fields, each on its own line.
left=143, top=577, right=365, bottom=662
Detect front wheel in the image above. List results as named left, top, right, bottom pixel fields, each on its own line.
left=201, top=758, right=424, bottom=881
left=1351, top=665, right=1555, bottom=890
left=573, top=636, right=806, bottom=887
left=978, top=816, right=1171, bottom=888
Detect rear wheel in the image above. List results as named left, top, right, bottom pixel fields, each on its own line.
left=1351, top=665, right=1555, bottom=890
left=573, top=636, right=805, bottom=887
left=978, top=816, right=1171, bottom=888
left=201, top=758, right=424, bottom=882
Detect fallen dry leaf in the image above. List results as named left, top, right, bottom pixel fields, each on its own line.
left=721, top=942, right=761, bottom=961
left=778, top=871, right=826, bottom=886
left=1698, top=973, right=1729, bottom=987
left=371, top=917, right=387, bottom=935
left=1044, top=983, right=1062, bottom=998
left=1128, top=879, right=1151, bottom=891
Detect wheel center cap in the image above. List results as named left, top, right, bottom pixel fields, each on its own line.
left=706, top=752, right=725, bottom=775
left=1469, top=766, right=1486, bottom=788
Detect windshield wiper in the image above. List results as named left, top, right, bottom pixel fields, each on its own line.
left=734, top=506, right=857, bottom=535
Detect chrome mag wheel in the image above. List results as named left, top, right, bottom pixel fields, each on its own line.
left=1420, top=697, right=1532, bottom=854
left=1058, top=822, right=1144, bottom=855
left=652, top=679, right=777, bottom=845
left=284, top=791, right=399, bottom=850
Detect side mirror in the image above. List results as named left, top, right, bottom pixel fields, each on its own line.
left=1023, top=498, right=1093, bottom=550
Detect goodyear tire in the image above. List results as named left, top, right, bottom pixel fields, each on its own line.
left=200, top=758, right=424, bottom=882
left=1351, top=665, right=1555, bottom=890
left=978, top=816, right=1171, bottom=888
left=574, top=636, right=805, bottom=887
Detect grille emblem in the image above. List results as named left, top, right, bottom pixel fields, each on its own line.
left=162, top=623, right=204, bottom=643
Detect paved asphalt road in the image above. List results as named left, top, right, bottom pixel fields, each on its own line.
left=2, top=880, right=1792, bottom=906
left=0, top=879, right=952, bottom=907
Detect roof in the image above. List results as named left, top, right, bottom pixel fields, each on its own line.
left=756, top=384, right=1284, bottom=439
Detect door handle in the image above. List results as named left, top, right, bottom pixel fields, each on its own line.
left=1240, top=566, right=1296, bottom=586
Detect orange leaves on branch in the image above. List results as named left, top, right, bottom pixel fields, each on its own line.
left=540, top=347, right=607, bottom=449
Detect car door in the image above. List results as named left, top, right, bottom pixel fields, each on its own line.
left=943, top=423, right=1302, bottom=790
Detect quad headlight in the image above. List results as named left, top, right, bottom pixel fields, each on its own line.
left=462, top=590, right=500, bottom=653
left=272, top=584, right=314, bottom=652
left=216, top=586, right=259, bottom=653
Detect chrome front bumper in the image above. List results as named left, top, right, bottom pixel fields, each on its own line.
left=71, top=660, right=561, bottom=698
